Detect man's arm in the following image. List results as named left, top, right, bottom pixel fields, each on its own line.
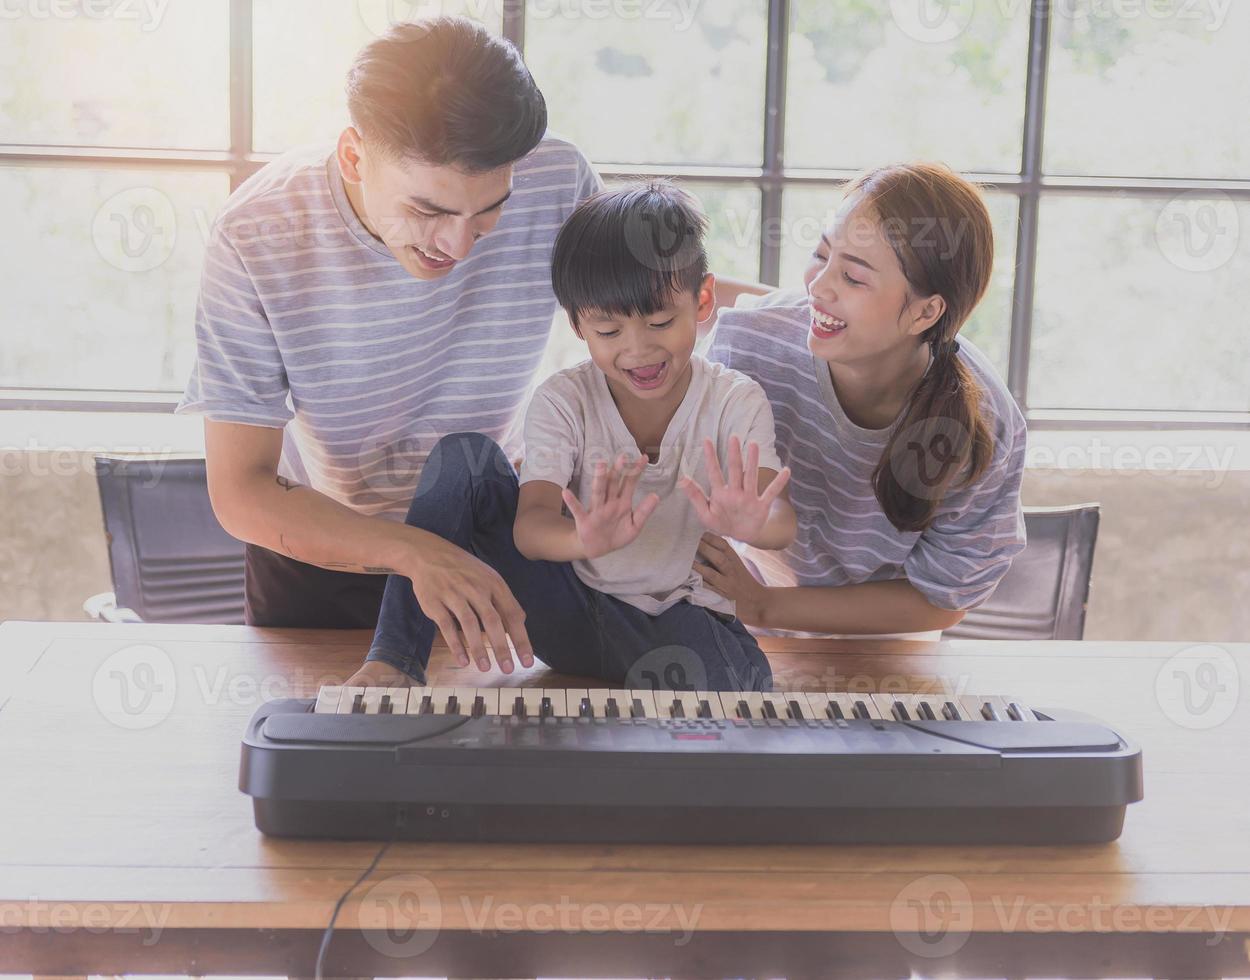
left=204, top=420, right=534, bottom=671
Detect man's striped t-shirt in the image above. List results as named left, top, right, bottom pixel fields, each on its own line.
left=705, top=290, right=1028, bottom=613
left=177, top=135, right=600, bottom=521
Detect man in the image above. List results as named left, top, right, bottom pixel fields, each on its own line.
left=179, top=16, right=760, bottom=689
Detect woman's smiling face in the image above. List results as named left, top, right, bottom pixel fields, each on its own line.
left=802, top=196, right=938, bottom=364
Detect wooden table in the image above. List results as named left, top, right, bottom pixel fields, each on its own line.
left=1, top=620, right=1247, bottom=978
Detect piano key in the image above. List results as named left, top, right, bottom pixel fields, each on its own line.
left=350, top=692, right=365, bottom=714
left=627, top=689, right=658, bottom=719
left=565, top=689, right=589, bottom=719
left=452, top=687, right=478, bottom=716
left=911, top=693, right=950, bottom=722
left=781, top=692, right=810, bottom=720
left=429, top=687, right=457, bottom=715
left=719, top=691, right=763, bottom=719
left=587, top=689, right=612, bottom=718
left=471, top=695, right=486, bottom=718
left=521, top=688, right=547, bottom=719
left=543, top=689, right=569, bottom=718
left=336, top=686, right=365, bottom=714
left=1003, top=696, right=1036, bottom=721
left=608, top=689, right=632, bottom=720
left=404, top=687, right=432, bottom=714
left=360, top=687, right=404, bottom=715
left=760, top=691, right=792, bottom=720
left=671, top=691, right=703, bottom=719
left=695, top=691, right=726, bottom=719
left=809, top=692, right=847, bottom=721
left=848, top=694, right=882, bottom=720
left=871, top=692, right=921, bottom=721
left=961, top=694, right=1008, bottom=721
left=509, top=693, right=528, bottom=718
left=473, top=688, right=499, bottom=717
left=314, top=686, right=343, bottom=714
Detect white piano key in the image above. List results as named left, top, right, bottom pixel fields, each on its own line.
left=405, top=686, right=433, bottom=714
left=718, top=691, right=764, bottom=719
left=588, top=689, right=613, bottom=717
left=1001, top=695, right=1036, bottom=721
left=871, top=692, right=927, bottom=722
left=336, top=686, right=366, bottom=714
left=759, top=691, right=792, bottom=720
left=960, top=694, right=1010, bottom=721
left=471, top=688, right=499, bottom=716
left=542, top=689, right=568, bottom=717
left=626, top=689, right=658, bottom=718
left=359, top=687, right=388, bottom=714
left=779, top=692, right=813, bottom=720
left=842, top=692, right=882, bottom=720
left=521, top=688, right=547, bottom=718
left=668, top=690, right=703, bottom=719
left=694, top=690, right=726, bottom=719
left=607, top=689, right=632, bottom=718
left=314, top=685, right=342, bottom=714
left=428, top=686, right=457, bottom=715
left=447, top=686, right=477, bottom=715
left=913, top=693, right=970, bottom=721
left=566, top=688, right=590, bottom=718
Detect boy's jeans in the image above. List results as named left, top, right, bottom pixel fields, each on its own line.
left=367, top=432, right=773, bottom=692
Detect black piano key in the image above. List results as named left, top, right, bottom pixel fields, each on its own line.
left=787, top=699, right=804, bottom=720
left=942, top=700, right=960, bottom=721
left=736, top=699, right=751, bottom=719
left=540, top=697, right=553, bottom=719
left=351, top=693, right=364, bottom=714
left=379, top=695, right=393, bottom=715
left=418, top=695, right=433, bottom=715
left=446, top=695, right=459, bottom=715
left=891, top=701, right=910, bottom=721
left=630, top=698, right=645, bottom=719
left=512, top=695, right=526, bottom=719
left=605, top=697, right=620, bottom=719
left=980, top=701, right=999, bottom=721
left=1007, top=701, right=1025, bottom=721
left=670, top=699, right=685, bottom=718
left=697, top=699, right=712, bottom=719
left=852, top=700, right=870, bottom=720
left=579, top=697, right=593, bottom=718
left=471, top=696, right=486, bottom=718
left=918, top=701, right=936, bottom=721
left=825, top=700, right=845, bottom=721
left=761, top=701, right=779, bottom=720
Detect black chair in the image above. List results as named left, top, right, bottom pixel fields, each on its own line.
left=944, top=503, right=1100, bottom=641
left=85, top=455, right=246, bottom=624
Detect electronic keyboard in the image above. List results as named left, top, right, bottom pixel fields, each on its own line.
left=239, top=685, right=1143, bottom=844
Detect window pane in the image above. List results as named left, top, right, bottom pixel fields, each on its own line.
left=1030, top=195, right=1249, bottom=411
left=1045, top=2, right=1250, bottom=179
left=1, top=168, right=229, bottom=391
left=786, top=0, right=1029, bottom=173
left=687, top=182, right=762, bottom=284
left=253, top=0, right=502, bottom=153
left=525, top=0, right=767, bottom=166
left=779, top=185, right=1017, bottom=380
left=0, top=2, right=228, bottom=149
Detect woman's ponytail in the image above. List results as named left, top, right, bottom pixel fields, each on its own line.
left=852, top=164, right=996, bottom=532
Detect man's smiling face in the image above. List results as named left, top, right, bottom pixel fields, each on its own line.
left=337, top=127, right=513, bottom=281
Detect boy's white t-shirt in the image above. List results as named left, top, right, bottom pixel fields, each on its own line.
left=518, top=355, right=783, bottom=617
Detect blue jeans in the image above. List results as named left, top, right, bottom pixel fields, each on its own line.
left=367, top=432, right=772, bottom=692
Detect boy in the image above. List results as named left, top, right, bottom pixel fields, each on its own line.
left=365, top=182, right=795, bottom=691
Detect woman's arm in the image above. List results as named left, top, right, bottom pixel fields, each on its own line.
left=694, top=534, right=965, bottom=632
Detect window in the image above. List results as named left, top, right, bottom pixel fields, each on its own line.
left=3, top=0, right=1247, bottom=424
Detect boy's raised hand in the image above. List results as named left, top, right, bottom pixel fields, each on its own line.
left=679, top=436, right=791, bottom=544
left=562, top=452, right=661, bottom=559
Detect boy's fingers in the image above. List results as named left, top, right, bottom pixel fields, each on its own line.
left=760, top=466, right=792, bottom=504
left=680, top=478, right=713, bottom=524
left=727, top=436, right=744, bottom=489
left=703, top=439, right=727, bottom=490
left=590, top=461, right=608, bottom=507
left=632, top=492, right=661, bottom=529
left=561, top=488, right=587, bottom=522
left=745, top=441, right=760, bottom=491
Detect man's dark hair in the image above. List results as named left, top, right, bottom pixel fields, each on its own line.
left=551, top=180, right=709, bottom=327
left=346, top=16, right=547, bottom=171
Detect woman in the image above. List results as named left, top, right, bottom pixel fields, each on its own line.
left=696, top=162, right=1027, bottom=636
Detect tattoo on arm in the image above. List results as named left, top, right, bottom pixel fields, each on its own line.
left=277, top=533, right=397, bottom=575
left=276, top=476, right=301, bottom=492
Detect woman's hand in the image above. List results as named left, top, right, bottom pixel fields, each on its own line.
left=679, top=437, right=791, bottom=545
left=693, top=532, right=770, bottom=626
left=562, top=452, right=661, bottom=560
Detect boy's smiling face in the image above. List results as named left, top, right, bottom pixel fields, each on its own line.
left=574, top=275, right=715, bottom=405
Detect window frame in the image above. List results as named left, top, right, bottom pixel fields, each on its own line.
left=1, top=0, right=1247, bottom=428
